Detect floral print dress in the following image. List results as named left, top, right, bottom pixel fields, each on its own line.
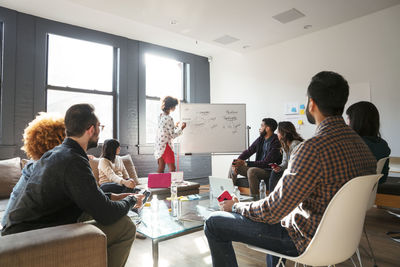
left=154, top=113, right=183, bottom=159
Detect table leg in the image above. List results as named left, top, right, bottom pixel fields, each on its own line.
left=152, top=239, right=159, bottom=267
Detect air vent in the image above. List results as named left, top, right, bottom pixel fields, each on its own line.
left=272, top=8, right=305, bottom=24
left=213, top=35, right=240, bottom=45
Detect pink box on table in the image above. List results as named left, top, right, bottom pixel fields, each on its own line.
left=148, top=173, right=171, bottom=188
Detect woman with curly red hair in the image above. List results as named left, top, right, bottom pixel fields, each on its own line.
left=21, top=112, right=66, bottom=160
left=2, top=112, right=65, bottom=228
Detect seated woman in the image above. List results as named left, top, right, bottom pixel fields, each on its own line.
left=346, top=101, right=391, bottom=183
left=269, top=121, right=303, bottom=191
left=98, top=139, right=139, bottom=193
left=2, top=112, right=65, bottom=228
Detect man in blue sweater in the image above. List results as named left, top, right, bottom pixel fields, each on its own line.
left=229, top=118, right=282, bottom=198
left=2, top=104, right=143, bottom=267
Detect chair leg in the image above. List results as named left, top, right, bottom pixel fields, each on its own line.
left=276, top=257, right=285, bottom=267
left=356, top=248, right=363, bottom=267
left=350, top=255, right=357, bottom=267
left=363, top=226, right=378, bottom=266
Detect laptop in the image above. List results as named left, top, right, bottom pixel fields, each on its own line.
left=208, top=176, right=253, bottom=204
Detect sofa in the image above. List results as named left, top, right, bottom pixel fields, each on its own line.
left=0, top=157, right=108, bottom=267
left=375, top=157, right=400, bottom=209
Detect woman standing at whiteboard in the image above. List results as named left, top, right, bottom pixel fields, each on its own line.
left=155, top=96, right=186, bottom=173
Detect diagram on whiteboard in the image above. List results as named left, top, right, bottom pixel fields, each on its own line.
left=179, top=103, right=246, bottom=154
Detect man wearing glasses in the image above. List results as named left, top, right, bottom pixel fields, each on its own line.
left=1, top=104, right=143, bottom=267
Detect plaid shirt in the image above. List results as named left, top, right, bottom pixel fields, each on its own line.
left=234, top=116, right=377, bottom=254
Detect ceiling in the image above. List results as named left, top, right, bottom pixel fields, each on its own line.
left=1, top=0, right=400, bottom=54
left=66, top=0, right=400, bottom=52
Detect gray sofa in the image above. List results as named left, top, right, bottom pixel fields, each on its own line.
left=0, top=157, right=106, bottom=267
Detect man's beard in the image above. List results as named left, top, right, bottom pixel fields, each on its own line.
left=306, top=99, right=316, bottom=124
left=87, top=136, right=99, bottom=150
left=260, top=129, right=267, bottom=137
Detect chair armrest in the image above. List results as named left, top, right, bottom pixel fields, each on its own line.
left=0, top=223, right=107, bottom=267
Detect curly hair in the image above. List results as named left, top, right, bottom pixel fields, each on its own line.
left=21, top=112, right=66, bottom=160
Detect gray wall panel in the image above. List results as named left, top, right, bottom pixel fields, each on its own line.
left=0, top=7, right=17, bottom=147
left=14, top=14, right=36, bottom=158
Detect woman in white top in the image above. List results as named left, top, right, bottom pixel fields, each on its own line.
left=269, top=121, right=303, bottom=191
left=154, top=96, right=186, bottom=173
left=98, top=139, right=139, bottom=193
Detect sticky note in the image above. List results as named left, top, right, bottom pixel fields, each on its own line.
left=299, top=104, right=305, bottom=109
left=298, top=120, right=303, bottom=125
left=299, top=110, right=305, bottom=115
left=291, top=107, right=297, bottom=112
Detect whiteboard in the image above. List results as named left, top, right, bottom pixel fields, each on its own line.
left=178, top=103, right=246, bottom=154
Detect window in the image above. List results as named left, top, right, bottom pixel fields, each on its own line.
left=46, top=34, right=115, bottom=142
left=145, top=53, right=185, bottom=143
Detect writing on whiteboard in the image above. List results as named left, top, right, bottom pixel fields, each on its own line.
left=179, top=103, right=246, bottom=154
left=183, top=110, right=241, bottom=135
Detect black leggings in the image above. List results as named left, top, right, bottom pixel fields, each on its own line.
left=269, top=170, right=284, bottom=192
left=100, top=182, right=140, bottom=194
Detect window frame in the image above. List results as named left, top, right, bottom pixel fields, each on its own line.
left=44, top=33, right=119, bottom=139
left=144, top=54, right=189, bottom=144
left=138, top=43, right=202, bottom=155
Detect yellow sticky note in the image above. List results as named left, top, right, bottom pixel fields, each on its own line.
left=298, top=120, right=303, bottom=125
left=299, top=110, right=305, bottom=115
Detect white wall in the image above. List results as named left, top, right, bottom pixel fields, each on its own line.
left=210, top=5, right=400, bottom=177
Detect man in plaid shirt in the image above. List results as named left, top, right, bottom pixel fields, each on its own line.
left=204, top=71, right=377, bottom=267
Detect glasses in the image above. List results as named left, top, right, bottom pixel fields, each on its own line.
left=86, top=123, right=105, bottom=132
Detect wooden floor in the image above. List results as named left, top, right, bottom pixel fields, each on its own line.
left=127, top=185, right=400, bottom=267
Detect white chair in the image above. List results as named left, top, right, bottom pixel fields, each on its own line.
left=367, top=157, right=390, bottom=209
left=246, top=174, right=382, bottom=267
left=362, top=157, right=390, bottom=267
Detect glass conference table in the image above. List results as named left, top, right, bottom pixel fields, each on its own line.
left=130, top=194, right=215, bottom=267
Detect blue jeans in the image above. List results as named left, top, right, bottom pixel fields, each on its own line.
left=204, top=211, right=298, bottom=267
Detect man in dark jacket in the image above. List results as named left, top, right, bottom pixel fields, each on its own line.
left=1, top=104, right=144, bottom=267
left=229, top=118, right=282, bottom=198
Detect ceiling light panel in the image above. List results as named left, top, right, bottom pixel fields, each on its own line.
left=213, top=35, right=240, bottom=45
left=272, top=8, right=306, bottom=24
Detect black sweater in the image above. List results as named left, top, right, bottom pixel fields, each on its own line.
left=363, top=136, right=391, bottom=184
left=238, top=134, right=282, bottom=169
left=2, top=138, right=136, bottom=235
